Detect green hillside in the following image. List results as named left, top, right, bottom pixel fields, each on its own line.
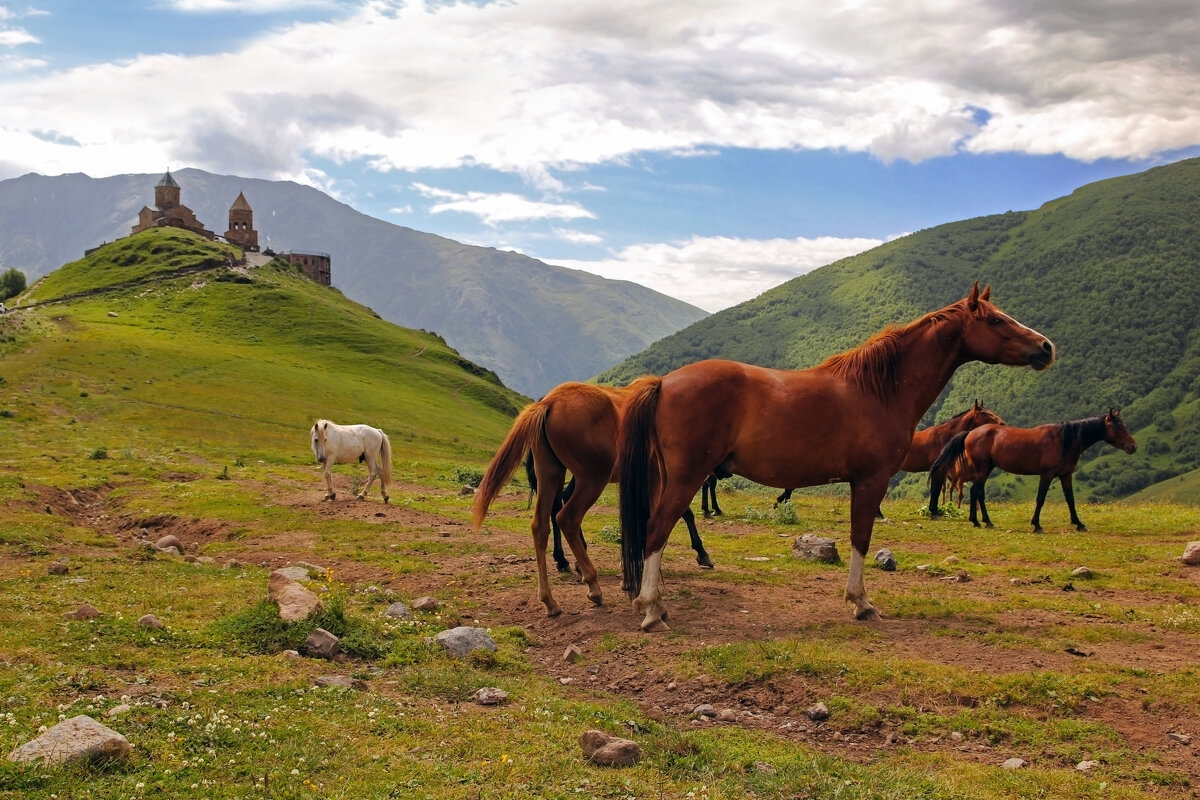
left=0, top=228, right=526, bottom=486
left=599, top=158, right=1200, bottom=503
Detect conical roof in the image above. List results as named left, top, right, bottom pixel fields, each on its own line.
left=229, top=191, right=252, bottom=211
left=156, top=170, right=179, bottom=188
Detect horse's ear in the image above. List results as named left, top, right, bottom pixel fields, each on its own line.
left=967, top=281, right=981, bottom=310
left=974, top=398, right=981, bottom=409
left=980, top=284, right=991, bottom=301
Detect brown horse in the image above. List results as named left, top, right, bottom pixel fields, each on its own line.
left=617, top=284, right=1054, bottom=631
left=472, top=379, right=713, bottom=618
left=927, top=410, right=1137, bottom=532
left=773, top=399, right=1005, bottom=510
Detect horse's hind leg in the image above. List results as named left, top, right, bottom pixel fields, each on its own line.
left=681, top=507, right=714, bottom=568
left=531, top=466, right=566, bottom=617
left=1060, top=473, right=1086, bottom=531
left=975, top=480, right=993, bottom=528
left=551, top=479, right=574, bottom=574
left=555, top=476, right=606, bottom=606
left=357, top=453, right=378, bottom=500
left=968, top=482, right=981, bottom=527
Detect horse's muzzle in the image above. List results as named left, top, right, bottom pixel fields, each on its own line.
left=1028, top=339, right=1055, bottom=371
left=316, top=455, right=326, bottom=463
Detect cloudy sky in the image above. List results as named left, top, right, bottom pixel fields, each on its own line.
left=2, top=0, right=1198, bottom=311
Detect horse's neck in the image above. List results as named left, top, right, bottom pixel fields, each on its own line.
left=891, top=320, right=968, bottom=429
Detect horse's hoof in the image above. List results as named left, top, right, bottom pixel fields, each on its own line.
left=545, top=605, right=563, bottom=618
left=697, top=555, right=715, bottom=569
left=985, top=523, right=994, bottom=529
left=588, top=593, right=603, bottom=607
left=323, top=494, right=335, bottom=502
left=1032, top=525, right=1043, bottom=533
left=383, top=496, right=390, bottom=504
left=554, top=562, right=571, bottom=574
left=641, top=617, right=670, bottom=633
left=1076, top=524, right=1088, bottom=532
left=712, top=510, right=723, bottom=517
left=855, top=608, right=882, bottom=622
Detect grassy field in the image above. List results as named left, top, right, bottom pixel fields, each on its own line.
left=1, top=233, right=1199, bottom=799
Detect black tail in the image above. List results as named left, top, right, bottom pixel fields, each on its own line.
left=523, top=451, right=537, bottom=509
left=617, top=378, right=662, bottom=598
left=928, top=431, right=968, bottom=516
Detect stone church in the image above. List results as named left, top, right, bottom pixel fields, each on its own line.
left=131, top=170, right=259, bottom=253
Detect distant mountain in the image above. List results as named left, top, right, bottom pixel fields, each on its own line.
left=0, top=169, right=706, bottom=397
left=599, top=158, right=1200, bottom=503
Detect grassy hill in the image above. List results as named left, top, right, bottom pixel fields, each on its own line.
left=0, top=228, right=525, bottom=489
left=598, top=158, right=1200, bottom=503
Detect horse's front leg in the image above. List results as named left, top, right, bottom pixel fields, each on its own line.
left=845, top=476, right=888, bottom=621
left=322, top=463, right=336, bottom=501
left=1060, top=473, right=1086, bottom=531
left=1030, top=475, right=1053, bottom=533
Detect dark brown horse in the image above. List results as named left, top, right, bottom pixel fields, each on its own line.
left=773, top=399, right=1005, bottom=510
left=617, top=284, right=1054, bottom=631
left=472, top=379, right=713, bottom=618
left=927, top=410, right=1137, bottom=532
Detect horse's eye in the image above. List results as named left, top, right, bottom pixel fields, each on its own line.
left=988, top=316, right=1004, bottom=325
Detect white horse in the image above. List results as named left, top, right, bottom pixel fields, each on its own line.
left=309, top=419, right=393, bottom=503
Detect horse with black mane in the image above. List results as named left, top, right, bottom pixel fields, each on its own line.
left=616, top=284, right=1054, bottom=631
left=927, top=410, right=1136, bottom=532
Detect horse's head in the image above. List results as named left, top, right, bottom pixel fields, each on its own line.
left=311, top=420, right=328, bottom=463
left=966, top=399, right=1005, bottom=428
left=1103, top=409, right=1138, bottom=454
left=959, top=283, right=1055, bottom=371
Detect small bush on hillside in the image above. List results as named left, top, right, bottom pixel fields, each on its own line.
left=452, top=466, right=485, bottom=487
left=773, top=501, right=799, bottom=525
left=89, top=447, right=109, bottom=460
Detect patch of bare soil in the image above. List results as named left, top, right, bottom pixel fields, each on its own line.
left=19, top=476, right=1200, bottom=789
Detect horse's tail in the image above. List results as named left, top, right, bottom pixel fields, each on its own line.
left=472, top=402, right=549, bottom=531
left=617, top=377, right=662, bottom=599
left=379, top=431, right=393, bottom=490
left=928, top=431, right=968, bottom=515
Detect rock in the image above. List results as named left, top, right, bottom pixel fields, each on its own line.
left=1182, top=541, right=1200, bottom=566
left=434, top=626, right=496, bottom=658
left=942, top=555, right=961, bottom=565
left=579, top=730, right=640, bottom=767
left=792, top=534, right=839, bottom=563
left=474, top=687, right=508, bottom=705
left=692, top=704, right=717, bottom=718
left=158, top=546, right=181, bottom=556
left=295, top=561, right=326, bottom=576
left=268, top=570, right=322, bottom=622
left=48, top=561, right=69, bottom=575
left=459, top=485, right=475, bottom=496
left=874, top=548, right=897, bottom=571
left=275, top=565, right=310, bottom=581
left=940, top=569, right=971, bottom=583
left=1071, top=566, right=1093, bottom=578
left=315, top=675, right=367, bottom=691
left=412, top=596, right=439, bottom=612
left=8, top=715, right=131, bottom=766
left=62, top=604, right=101, bottom=620
left=1167, top=732, right=1192, bottom=745
left=949, top=731, right=964, bottom=742
left=105, top=704, right=132, bottom=718
left=137, top=614, right=164, bottom=629
left=384, top=602, right=413, bottom=619
left=805, top=702, right=830, bottom=721
left=155, top=535, right=183, bottom=553
left=1076, top=760, right=1100, bottom=771
left=717, top=708, right=738, bottom=722
left=754, top=761, right=777, bottom=774
left=1001, top=757, right=1026, bottom=770
left=304, top=628, right=340, bottom=660
left=562, top=644, right=583, bottom=663
left=223, top=559, right=244, bottom=569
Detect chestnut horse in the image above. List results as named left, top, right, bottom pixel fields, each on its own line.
left=927, top=410, right=1137, bottom=532
left=773, top=399, right=1005, bottom=510
left=472, top=379, right=714, bottom=617
left=617, top=284, right=1054, bottom=631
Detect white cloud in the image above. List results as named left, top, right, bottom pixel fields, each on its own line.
left=552, top=227, right=603, bottom=245
left=549, top=234, right=883, bottom=312
left=412, top=183, right=595, bottom=226
left=0, top=0, right=1196, bottom=183
left=0, top=26, right=36, bottom=46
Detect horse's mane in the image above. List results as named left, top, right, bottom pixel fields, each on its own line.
left=1059, top=416, right=1107, bottom=458
left=819, top=306, right=961, bottom=402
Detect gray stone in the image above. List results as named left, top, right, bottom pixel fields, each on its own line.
left=434, top=626, right=496, bottom=658
left=48, top=561, right=69, bottom=575
left=155, top=534, right=183, bottom=552
left=295, top=561, right=327, bottom=576
left=1076, top=760, right=1100, bottom=771
left=275, top=565, right=310, bottom=581
left=1182, top=541, right=1200, bottom=566
left=105, top=704, right=132, bottom=718
left=268, top=570, right=322, bottom=622
left=62, top=604, right=101, bottom=620
left=1071, top=566, right=1093, bottom=578
left=8, top=715, right=131, bottom=766
left=579, top=729, right=640, bottom=767
left=384, top=602, right=413, bottom=619
left=137, top=614, right=164, bottom=629
left=716, top=708, right=738, bottom=722
left=157, top=546, right=181, bottom=556
left=304, top=628, right=340, bottom=660
left=412, top=596, right=439, bottom=612
left=315, top=675, right=367, bottom=691
left=692, top=703, right=717, bottom=717
left=792, top=534, right=839, bottom=563
left=1001, top=757, right=1026, bottom=770
left=1168, top=732, right=1192, bottom=745
left=562, top=644, right=583, bottom=663
left=874, top=548, right=897, bottom=571
left=806, top=702, right=830, bottom=721
left=475, top=687, right=509, bottom=705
